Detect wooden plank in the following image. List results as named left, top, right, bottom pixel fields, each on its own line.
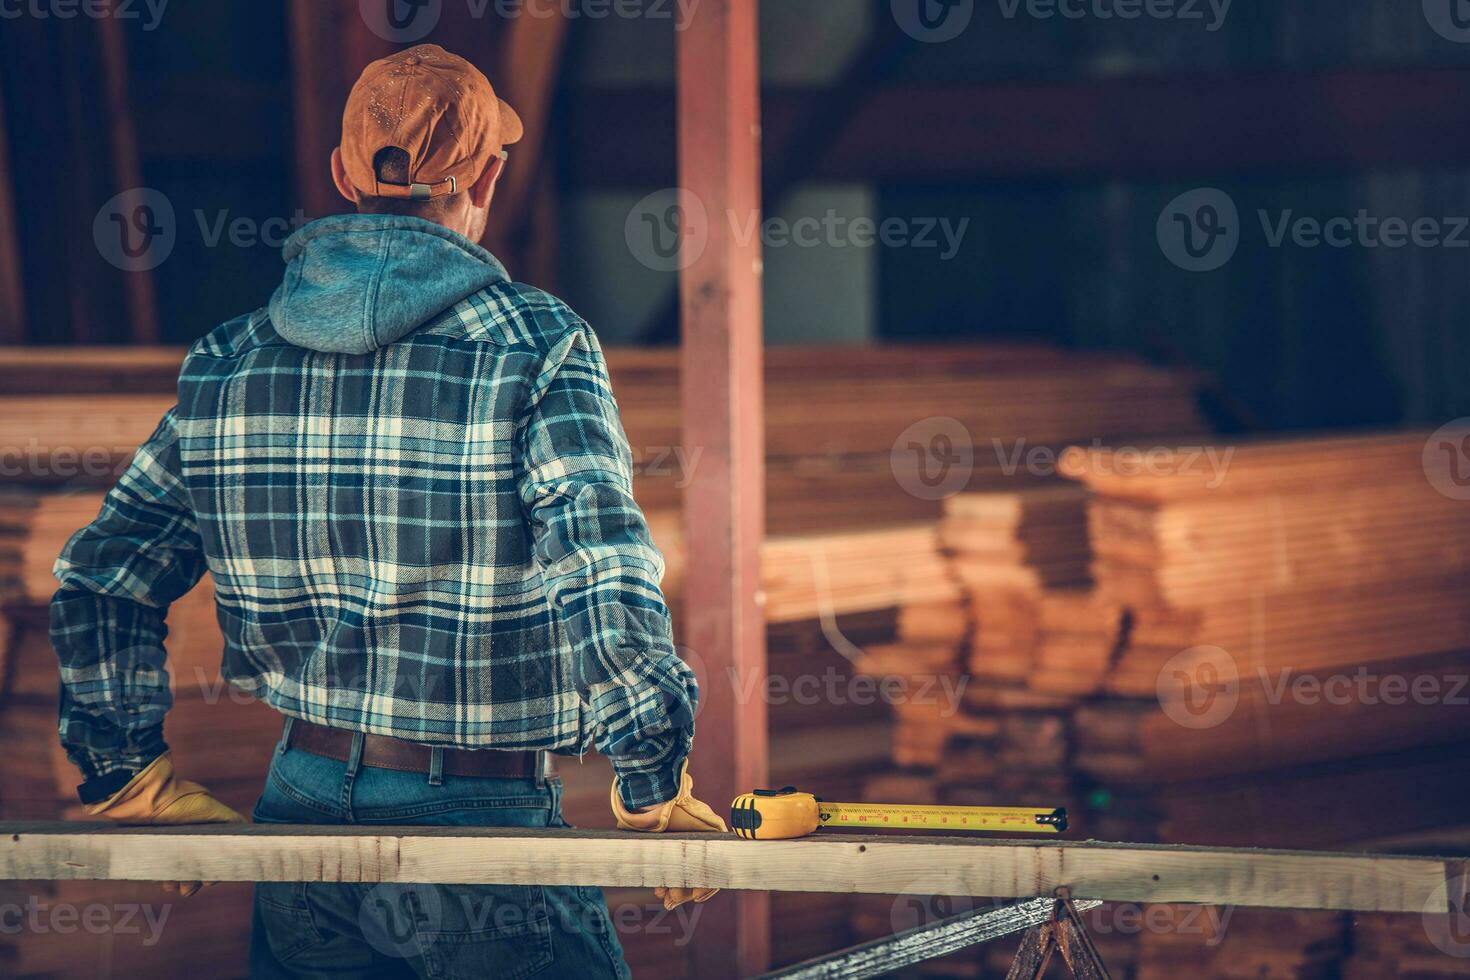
left=0, top=824, right=1452, bottom=915
left=678, top=0, right=769, bottom=974
left=0, top=343, right=1121, bottom=392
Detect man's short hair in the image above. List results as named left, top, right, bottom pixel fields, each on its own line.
left=357, top=147, right=457, bottom=217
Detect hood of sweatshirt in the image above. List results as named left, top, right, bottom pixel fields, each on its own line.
left=268, top=213, right=510, bottom=355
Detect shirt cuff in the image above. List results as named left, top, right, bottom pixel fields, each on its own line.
left=612, top=740, right=691, bottom=810
left=69, top=739, right=168, bottom=804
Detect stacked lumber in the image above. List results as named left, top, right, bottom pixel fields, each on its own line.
left=1345, top=913, right=1470, bottom=978
left=1072, top=649, right=1470, bottom=786
left=0, top=344, right=1209, bottom=531
left=1058, top=434, right=1470, bottom=841
left=847, top=433, right=1470, bottom=977
left=944, top=487, right=1097, bottom=685
left=874, top=488, right=1100, bottom=825
left=0, top=493, right=276, bottom=978
left=842, top=488, right=1099, bottom=979
left=1055, top=434, right=1470, bottom=978
left=0, top=490, right=36, bottom=602
left=1130, top=908, right=1347, bottom=980
left=0, top=346, right=186, bottom=394
left=652, top=518, right=958, bottom=626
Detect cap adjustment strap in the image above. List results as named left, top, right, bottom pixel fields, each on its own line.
left=373, top=174, right=458, bottom=201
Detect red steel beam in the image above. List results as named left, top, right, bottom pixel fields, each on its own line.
left=678, top=0, right=769, bottom=976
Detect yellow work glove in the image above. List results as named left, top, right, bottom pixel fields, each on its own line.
left=611, top=761, right=727, bottom=911
left=84, top=752, right=248, bottom=897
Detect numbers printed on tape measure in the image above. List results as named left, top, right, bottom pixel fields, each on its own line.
left=818, top=803, right=1066, bottom=834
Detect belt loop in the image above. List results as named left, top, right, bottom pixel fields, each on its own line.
left=536, top=751, right=550, bottom=789
left=341, top=731, right=366, bottom=817
left=346, top=731, right=365, bottom=778
left=428, top=747, right=445, bottom=787
left=277, top=717, right=295, bottom=756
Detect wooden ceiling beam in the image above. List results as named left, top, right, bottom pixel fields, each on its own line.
left=483, top=5, right=571, bottom=272
left=565, top=68, right=1470, bottom=187
left=286, top=0, right=396, bottom=219
left=97, top=0, right=158, bottom=344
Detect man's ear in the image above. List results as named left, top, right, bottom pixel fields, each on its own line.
left=330, top=147, right=361, bottom=204
left=469, top=154, right=505, bottom=208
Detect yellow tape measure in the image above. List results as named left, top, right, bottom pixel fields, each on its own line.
left=730, top=787, right=1068, bottom=840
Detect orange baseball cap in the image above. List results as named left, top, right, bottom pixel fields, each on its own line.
left=340, top=44, right=524, bottom=201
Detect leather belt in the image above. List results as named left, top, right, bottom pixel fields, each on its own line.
left=287, top=719, right=547, bottom=780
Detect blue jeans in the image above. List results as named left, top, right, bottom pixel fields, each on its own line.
left=249, top=720, right=630, bottom=980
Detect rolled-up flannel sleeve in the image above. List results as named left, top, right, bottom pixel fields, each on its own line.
left=50, top=408, right=206, bottom=803
left=517, top=327, right=697, bottom=810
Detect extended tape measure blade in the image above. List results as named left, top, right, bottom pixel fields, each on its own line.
left=817, top=801, right=1067, bottom=834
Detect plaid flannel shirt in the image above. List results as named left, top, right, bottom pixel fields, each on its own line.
left=51, top=284, right=696, bottom=808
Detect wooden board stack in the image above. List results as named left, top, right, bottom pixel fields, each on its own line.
left=0, top=493, right=279, bottom=978
left=866, top=487, right=1102, bottom=823
left=0, top=344, right=1209, bottom=533
left=1128, top=908, right=1348, bottom=980
left=1345, top=913, right=1470, bottom=979
left=1065, top=434, right=1470, bottom=978
left=1059, top=433, right=1470, bottom=850
left=849, top=432, right=1470, bottom=977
